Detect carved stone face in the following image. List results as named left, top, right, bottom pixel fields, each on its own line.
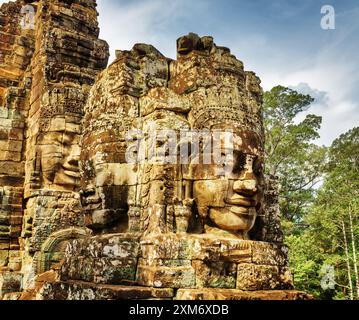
left=191, top=129, right=264, bottom=239
left=139, top=111, right=190, bottom=205
left=80, top=128, right=137, bottom=232
left=37, top=129, right=81, bottom=190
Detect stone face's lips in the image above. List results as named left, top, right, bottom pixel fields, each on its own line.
left=209, top=207, right=257, bottom=233
left=63, top=170, right=80, bottom=178
left=82, top=197, right=102, bottom=211
left=228, top=206, right=257, bottom=218
left=228, top=206, right=250, bottom=215
left=63, top=165, right=80, bottom=178
left=84, top=198, right=101, bottom=204
left=84, top=203, right=102, bottom=211
left=226, top=195, right=256, bottom=207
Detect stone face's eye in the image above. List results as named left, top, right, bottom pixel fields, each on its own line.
left=232, top=151, right=246, bottom=174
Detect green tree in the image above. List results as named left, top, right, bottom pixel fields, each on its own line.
left=288, top=127, right=359, bottom=299
left=263, top=87, right=359, bottom=299
left=263, top=86, right=327, bottom=224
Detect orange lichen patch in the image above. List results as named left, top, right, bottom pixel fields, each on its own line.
left=0, top=67, right=23, bottom=81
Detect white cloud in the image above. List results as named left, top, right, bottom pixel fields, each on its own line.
left=97, top=0, right=209, bottom=62
left=290, top=83, right=329, bottom=106
left=262, top=59, right=359, bottom=146
left=245, top=7, right=359, bottom=146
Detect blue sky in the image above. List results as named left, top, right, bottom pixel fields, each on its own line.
left=2, top=0, right=358, bottom=146
left=95, top=0, right=359, bottom=146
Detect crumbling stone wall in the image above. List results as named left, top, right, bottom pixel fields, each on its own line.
left=0, top=0, right=108, bottom=298
left=0, top=0, right=35, bottom=277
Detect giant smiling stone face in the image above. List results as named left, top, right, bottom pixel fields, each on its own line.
left=79, top=126, right=138, bottom=233
left=36, top=127, right=81, bottom=190
left=77, top=38, right=265, bottom=240
left=191, top=127, right=264, bottom=239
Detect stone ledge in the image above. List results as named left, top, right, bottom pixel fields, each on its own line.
left=38, top=280, right=311, bottom=300
left=39, top=280, right=175, bottom=300
left=141, top=234, right=288, bottom=266
left=175, top=289, right=313, bottom=300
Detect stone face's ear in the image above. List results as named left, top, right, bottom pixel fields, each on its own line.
left=29, top=153, right=41, bottom=189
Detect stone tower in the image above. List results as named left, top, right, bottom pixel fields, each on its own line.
left=0, top=0, right=109, bottom=299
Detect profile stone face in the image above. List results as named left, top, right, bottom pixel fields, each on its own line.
left=0, top=0, right=309, bottom=300
left=36, top=126, right=81, bottom=190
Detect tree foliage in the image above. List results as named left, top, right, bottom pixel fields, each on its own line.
left=263, top=86, right=327, bottom=222
left=286, top=127, right=359, bottom=299
left=263, top=85, right=359, bottom=300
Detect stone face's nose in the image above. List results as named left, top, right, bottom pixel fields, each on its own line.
left=80, top=185, right=101, bottom=207
left=233, top=154, right=258, bottom=195
left=233, top=178, right=258, bottom=196
left=67, top=157, right=79, bottom=167
left=65, top=145, right=80, bottom=169
left=83, top=185, right=96, bottom=196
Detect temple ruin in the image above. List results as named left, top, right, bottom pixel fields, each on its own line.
left=0, top=0, right=310, bottom=300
